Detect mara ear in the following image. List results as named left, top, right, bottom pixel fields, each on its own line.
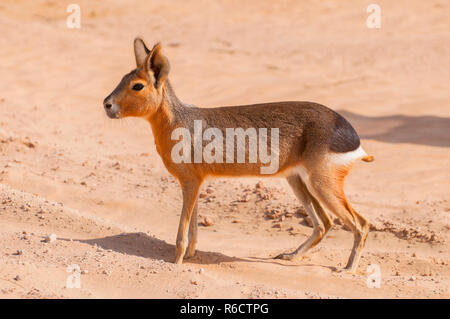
left=144, top=43, right=170, bottom=89
left=134, top=37, right=150, bottom=68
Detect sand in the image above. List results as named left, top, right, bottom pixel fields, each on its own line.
left=0, top=0, right=448, bottom=298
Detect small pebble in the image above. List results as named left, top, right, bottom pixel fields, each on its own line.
left=44, top=233, right=57, bottom=243
left=202, top=217, right=214, bottom=227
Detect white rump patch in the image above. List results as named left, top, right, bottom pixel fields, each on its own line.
left=328, top=145, right=368, bottom=166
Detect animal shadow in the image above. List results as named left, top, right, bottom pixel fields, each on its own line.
left=339, top=110, right=450, bottom=147
left=73, top=232, right=244, bottom=265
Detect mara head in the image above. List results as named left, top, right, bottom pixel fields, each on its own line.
left=103, top=38, right=170, bottom=119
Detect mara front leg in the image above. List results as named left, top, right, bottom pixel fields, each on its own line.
left=174, top=181, right=201, bottom=264
left=186, top=200, right=198, bottom=258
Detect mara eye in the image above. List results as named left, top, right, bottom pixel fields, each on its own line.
left=132, top=83, right=144, bottom=91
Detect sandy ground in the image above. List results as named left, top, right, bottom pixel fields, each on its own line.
left=0, top=0, right=449, bottom=298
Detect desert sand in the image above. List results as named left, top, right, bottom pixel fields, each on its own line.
left=0, top=0, right=448, bottom=298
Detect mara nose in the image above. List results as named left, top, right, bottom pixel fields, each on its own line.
left=103, top=94, right=113, bottom=109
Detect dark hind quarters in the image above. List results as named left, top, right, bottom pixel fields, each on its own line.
left=329, top=112, right=360, bottom=153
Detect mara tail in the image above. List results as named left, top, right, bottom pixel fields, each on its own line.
left=361, top=155, right=374, bottom=162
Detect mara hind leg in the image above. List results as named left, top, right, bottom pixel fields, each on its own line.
left=275, top=175, right=333, bottom=261
left=185, top=200, right=198, bottom=258
left=306, top=164, right=370, bottom=273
